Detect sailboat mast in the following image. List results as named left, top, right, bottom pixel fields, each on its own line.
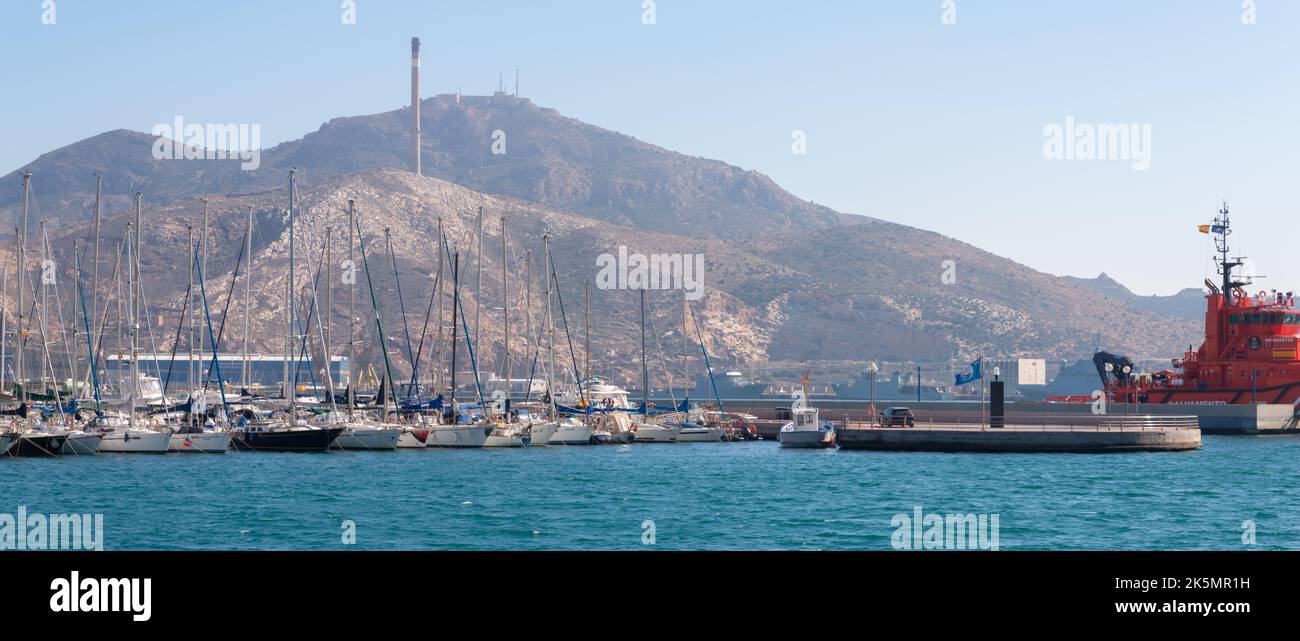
left=242, top=206, right=253, bottom=391
left=501, top=214, right=510, bottom=407
left=128, top=191, right=142, bottom=430
left=475, top=207, right=483, bottom=361
left=347, top=200, right=356, bottom=415
left=641, top=288, right=648, bottom=419
left=584, top=281, right=590, bottom=385
left=39, top=220, right=48, bottom=395
left=17, top=173, right=30, bottom=406
left=543, top=235, right=556, bottom=417
left=87, top=174, right=102, bottom=392
left=188, top=225, right=196, bottom=427
left=325, top=224, right=333, bottom=391
left=524, top=249, right=532, bottom=400
left=434, top=217, right=444, bottom=399
left=199, top=199, right=208, bottom=387
left=287, top=169, right=297, bottom=419
left=449, top=253, right=460, bottom=421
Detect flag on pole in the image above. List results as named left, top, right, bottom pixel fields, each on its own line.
left=955, top=358, right=983, bottom=386
left=1198, top=224, right=1226, bottom=234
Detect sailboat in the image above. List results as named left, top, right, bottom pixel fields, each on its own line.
left=97, top=193, right=171, bottom=453
left=316, top=214, right=399, bottom=451
left=630, top=289, right=679, bottom=443
left=425, top=250, right=492, bottom=448
left=484, top=214, right=555, bottom=447
left=230, top=170, right=342, bottom=452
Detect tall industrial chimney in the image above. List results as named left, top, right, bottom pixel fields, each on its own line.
left=410, top=37, right=421, bottom=176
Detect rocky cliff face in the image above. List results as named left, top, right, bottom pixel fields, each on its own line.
left=1, top=97, right=1203, bottom=382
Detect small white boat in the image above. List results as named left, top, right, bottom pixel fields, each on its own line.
left=633, top=422, right=679, bottom=443
left=425, top=422, right=492, bottom=448
left=98, top=427, right=171, bottom=453
left=676, top=423, right=725, bottom=442
left=549, top=418, right=594, bottom=445
left=333, top=423, right=402, bottom=450
left=778, top=407, right=836, bottom=449
left=168, top=427, right=231, bottom=453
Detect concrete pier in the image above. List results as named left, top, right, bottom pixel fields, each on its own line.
left=699, top=399, right=1296, bottom=436
left=835, top=418, right=1201, bottom=453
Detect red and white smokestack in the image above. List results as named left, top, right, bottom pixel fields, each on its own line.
left=411, top=36, right=422, bottom=176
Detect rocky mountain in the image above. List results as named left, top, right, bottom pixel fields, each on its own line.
left=0, top=96, right=1205, bottom=384
left=1061, top=273, right=1205, bottom=321
left=1, top=94, right=845, bottom=240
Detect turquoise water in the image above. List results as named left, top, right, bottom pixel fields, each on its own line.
left=4, top=435, right=1298, bottom=550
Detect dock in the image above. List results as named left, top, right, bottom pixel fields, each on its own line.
left=709, top=399, right=1296, bottom=436
left=834, top=416, right=1201, bottom=453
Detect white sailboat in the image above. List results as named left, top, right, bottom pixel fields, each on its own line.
left=98, top=195, right=169, bottom=453
left=548, top=416, right=594, bottom=445
left=167, top=227, right=230, bottom=453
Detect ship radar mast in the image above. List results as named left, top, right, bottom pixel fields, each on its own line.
left=1215, top=203, right=1248, bottom=297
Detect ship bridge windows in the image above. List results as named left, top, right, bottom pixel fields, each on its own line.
left=1229, top=313, right=1300, bottom=325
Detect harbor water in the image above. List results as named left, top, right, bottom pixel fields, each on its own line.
left=5, top=435, right=1299, bottom=550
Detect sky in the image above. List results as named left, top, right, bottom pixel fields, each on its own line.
left=1, top=0, right=1297, bottom=296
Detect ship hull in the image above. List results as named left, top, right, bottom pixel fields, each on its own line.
left=231, top=427, right=344, bottom=452
left=1129, top=383, right=1300, bottom=405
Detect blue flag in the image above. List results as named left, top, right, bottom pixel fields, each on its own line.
left=955, top=358, right=983, bottom=386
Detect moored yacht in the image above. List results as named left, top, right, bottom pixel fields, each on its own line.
left=232, top=415, right=344, bottom=452
left=168, top=416, right=232, bottom=453
left=95, top=413, right=171, bottom=453
left=548, top=416, right=595, bottom=445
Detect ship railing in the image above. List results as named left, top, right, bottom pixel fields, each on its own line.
left=838, top=413, right=1199, bottom=432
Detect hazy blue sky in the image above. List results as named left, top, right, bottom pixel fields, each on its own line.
left=2, top=1, right=1297, bottom=295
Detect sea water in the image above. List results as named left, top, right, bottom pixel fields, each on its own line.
left=3, top=436, right=1297, bottom=550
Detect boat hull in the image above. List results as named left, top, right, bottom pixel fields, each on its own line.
left=98, top=429, right=170, bottom=453
left=550, top=422, right=594, bottom=445
left=60, top=433, right=103, bottom=455
left=634, top=424, right=679, bottom=443
left=677, top=426, right=725, bottom=442
left=779, top=428, right=836, bottom=448
left=168, top=432, right=231, bottom=453
left=333, top=426, right=402, bottom=450
left=11, top=434, right=68, bottom=457
left=484, top=431, right=531, bottom=448
left=526, top=422, right=558, bottom=446
left=231, top=426, right=344, bottom=452
left=0, top=433, right=15, bottom=456
left=397, top=429, right=429, bottom=448
left=425, top=424, right=491, bottom=448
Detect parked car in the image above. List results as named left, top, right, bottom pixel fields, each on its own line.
left=879, top=407, right=915, bottom=428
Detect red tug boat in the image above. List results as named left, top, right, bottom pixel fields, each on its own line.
left=1099, top=204, right=1300, bottom=405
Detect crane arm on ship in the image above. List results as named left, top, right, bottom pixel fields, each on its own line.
left=1092, top=351, right=1135, bottom=388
